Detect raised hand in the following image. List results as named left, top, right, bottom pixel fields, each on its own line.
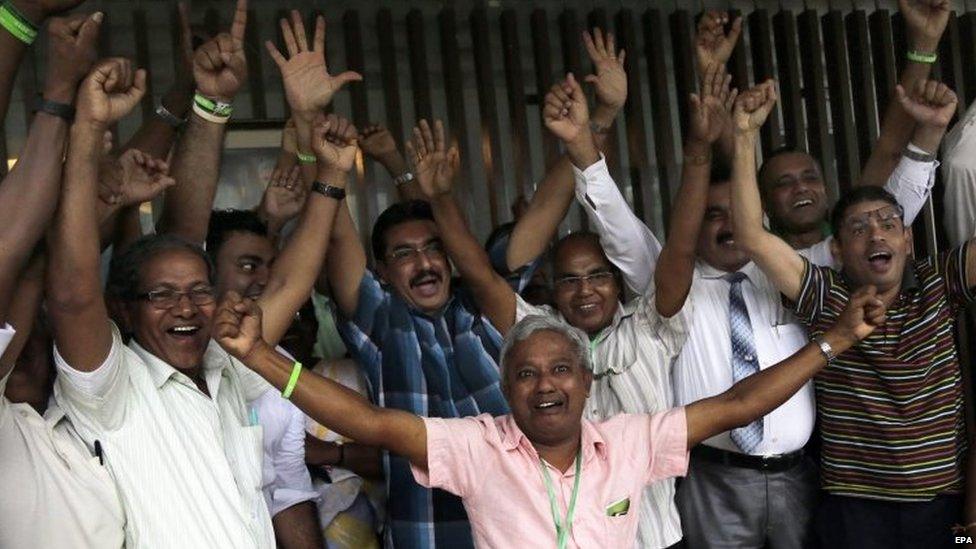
left=695, top=11, right=743, bottom=73
left=11, top=0, right=88, bottom=24
left=900, top=0, right=950, bottom=51
left=895, top=79, right=957, bottom=129
left=214, top=291, right=265, bottom=361
left=76, top=58, right=147, bottom=129
left=829, top=285, right=886, bottom=345
left=359, top=123, right=400, bottom=162
left=311, top=114, right=358, bottom=173
left=406, top=119, right=459, bottom=198
left=43, top=13, right=101, bottom=101
left=732, top=80, right=777, bottom=135
left=99, top=149, right=176, bottom=207
left=582, top=28, right=627, bottom=113
left=689, top=63, right=737, bottom=145
left=192, top=0, right=247, bottom=102
left=266, top=11, right=362, bottom=116
left=543, top=73, right=589, bottom=144
left=258, top=166, right=306, bottom=226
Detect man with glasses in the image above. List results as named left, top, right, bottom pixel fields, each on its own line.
left=45, top=8, right=354, bottom=542
left=731, top=77, right=973, bottom=547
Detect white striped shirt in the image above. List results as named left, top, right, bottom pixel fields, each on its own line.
left=54, top=323, right=276, bottom=548
left=515, top=291, right=689, bottom=549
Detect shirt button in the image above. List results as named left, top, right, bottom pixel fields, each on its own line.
left=744, top=353, right=755, bottom=362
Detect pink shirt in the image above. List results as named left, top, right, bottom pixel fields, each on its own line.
left=411, top=408, right=689, bottom=548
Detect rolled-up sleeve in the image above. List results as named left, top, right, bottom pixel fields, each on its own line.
left=883, top=148, right=938, bottom=228
left=574, top=155, right=662, bottom=295
left=53, top=322, right=128, bottom=429
left=942, top=103, right=976, bottom=247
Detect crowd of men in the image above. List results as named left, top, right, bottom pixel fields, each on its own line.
left=1, top=0, right=975, bottom=547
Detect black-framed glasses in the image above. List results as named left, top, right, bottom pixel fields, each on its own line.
left=386, top=241, right=445, bottom=265
left=842, top=204, right=904, bottom=236
left=136, top=286, right=216, bottom=310
left=554, top=270, right=615, bottom=290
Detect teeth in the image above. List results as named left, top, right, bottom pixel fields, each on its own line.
left=171, top=326, right=197, bottom=333
left=537, top=402, right=559, bottom=409
left=793, top=199, right=813, bottom=208
left=869, top=252, right=890, bottom=260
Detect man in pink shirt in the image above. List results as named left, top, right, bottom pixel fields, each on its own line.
left=212, top=286, right=884, bottom=548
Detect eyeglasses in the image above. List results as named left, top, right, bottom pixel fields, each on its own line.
left=842, top=204, right=904, bottom=237
left=136, top=286, right=216, bottom=310
left=554, top=270, right=615, bottom=289
left=386, top=241, right=445, bottom=265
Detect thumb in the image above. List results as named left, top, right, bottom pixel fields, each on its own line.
left=77, top=12, right=103, bottom=43
left=583, top=74, right=599, bottom=85
left=566, top=72, right=585, bottom=101
left=333, top=71, right=363, bottom=88
left=894, top=84, right=909, bottom=106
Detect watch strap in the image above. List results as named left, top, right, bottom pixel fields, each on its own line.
left=35, top=98, right=75, bottom=122
left=394, top=171, right=415, bottom=187
left=155, top=103, right=186, bottom=128
left=811, top=335, right=836, bottom=363
left=311, top=181, right=346, bottom=200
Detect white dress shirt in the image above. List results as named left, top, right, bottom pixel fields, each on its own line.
left=573, top=154, right=934, bottom=456
left=942, top=101, right=976, bottom=247
left=54, top=323, right=277, bottom=549
left=252, top=388, right=319, bottom=517
left=1, top=325, right=126, bottom=549
left=515, top=287, right=688, bottom=549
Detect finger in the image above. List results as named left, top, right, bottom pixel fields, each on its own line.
left=178, top=2, right=193, bottom=53
left=202, top=42, right=222, bottom=72
left=405, top=140, right=418, bottom=166
left=582, top=30, right=599, bottom=61
left=412, top=125, right=427, bottom=157
left=689, top=93, right=701, bottom=111
left=230, top=0, right=248, bottom=43
left=567, top=72, right=585, bottom=102
left=605, top=32, right=616, bottom=57
left=924, top=79, right=939, bottom=102
left=291, top=10, right=308, bottom=53
left=728, top=16, right=743, bottom=44
left=77, top=12, right=103, bottom=48
left=280, top=18, right=298, bottom=57
left=333, top=71, right=364, bottom=89
left=894, top=84, right=909, bottom=107
left=420, top=119, right=435, bottom=154
left=725, top=88, right=739, bottom=112
left=265, top=40, right=287, bottom=68
left=617, top=49, right=626, bottom=66
left=127, top=69, right=148, bottom=103
left=702, top=63, right=717, bottom=97
left=287, top=165, right=301, bottom=186
left=592, top=27, right=607, bottom=56
left=313, top=14, right=325, bottom=53
left=912, top=77, right=926, bottom=99
left=550, top=81, right=571, bottom=104
left=434, top=119, right=446, bottom=153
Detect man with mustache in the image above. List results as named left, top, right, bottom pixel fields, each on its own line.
left=731, top=78, right=970, bottom=547
left=211, top=279, right=885, bottom=549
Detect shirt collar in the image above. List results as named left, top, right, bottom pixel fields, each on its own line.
left=129, top=338, right=228, bottom=390
left=499, top=415, right=609, bottom=464
left=696, top=258, right=761, bottom=281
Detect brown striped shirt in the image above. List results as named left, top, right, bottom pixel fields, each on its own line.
left=790, top=245, right=975, bottom=501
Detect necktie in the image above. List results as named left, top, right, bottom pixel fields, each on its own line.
left=725, top=272, right=763, bottom=453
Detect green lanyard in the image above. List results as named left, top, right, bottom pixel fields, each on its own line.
left=539, top=448, right=582, bottom=549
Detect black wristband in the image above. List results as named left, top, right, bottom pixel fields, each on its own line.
left=312, top=181, right=346, bottom=200
left=35, top=98, right=75, bottom=122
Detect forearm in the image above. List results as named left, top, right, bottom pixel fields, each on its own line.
left=305, top=436, right=383, bottom=479
left=157, top=113, right=226, bottom=242
left=272, top=501, right=324, bottom=549
left=261, top=180, right=344, bottom=345
left=730, top=132, right=767, bottom=250
left=121, top=86, right=192, bottom=158
left=242, top=343, right=423, bottom=458
left=320, top=204, right=366, bottom=318
left=688, top=328, right=854, bottom=447
left=112, top=204, right=144, bottom=254
left=859, top=60, right=933, bottom=187
left=655, top=141, right=710, bottom=317
left=0, top=252, right=44, bottom=378
left=0, top=29, right=27, bottom=128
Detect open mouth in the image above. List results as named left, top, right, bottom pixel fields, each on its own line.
left=411, top=275, right=442, bottom=298
left=792, top=198, right=814, bottom=209
left=717, top=232, right=735, bottom=246
left=867, top=250, right=892, bottom=272
left=534, top=399, right=565, bottom=413
left=574, top=302, right=600, bottom=316
left=167, top=325, right=201, bottom=338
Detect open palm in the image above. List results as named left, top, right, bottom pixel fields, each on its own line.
left=407, top=119, right=459, bottom=197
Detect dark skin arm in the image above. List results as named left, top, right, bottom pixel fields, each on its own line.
left=305, top=435, right=384, bottom=480
left=686, top=287, right=884, bottom=447
left=272, top=502, right=323, bottom=549
left=157, top=0, right=248, bottom=242
left=859, top=0, right=948, bottom=187
left=656, top=63, right=736, bottom=318
left=47, top=58, right=147, bottom=372
left=0, top=13, right=99, bottom=323
left=359, top=123, right=419, bottom=201
left=409, top=118, right=518, bottom=333
left=0, top=253, right=45, bottom=380
left=215, top=293, right=428, bottom=470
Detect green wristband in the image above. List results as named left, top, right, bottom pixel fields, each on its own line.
left=906, top=50, right=937, bottom=64
left=296, top=151, right=317, bottom=164
left=282, top=361, right=303, bottom=400
left=0, top=3, right=37, bottom=45
left=193, top=92, right=233, bottom=118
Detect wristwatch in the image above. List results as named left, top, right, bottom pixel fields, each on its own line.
left=35, top=98, right=75, bottom=122
left=155, top=103, right=186, bottom=128
left=312, top=181, right=346, bottom=200
left=811, top=335, right=836, bottom=364
left=394, top=171, right=415, bottom=187
left=903, top=143, right=936, bottom=163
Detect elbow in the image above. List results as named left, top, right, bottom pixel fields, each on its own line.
left=47, top=283, right=102, bottom=316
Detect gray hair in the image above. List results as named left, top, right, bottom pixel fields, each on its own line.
left=499, top=315, right=593, bottom=375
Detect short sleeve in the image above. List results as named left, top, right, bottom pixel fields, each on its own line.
left=786, top=258, right=831, bottom=327
left=514, top=294, right=557, bottom=323
left=797, top=238, right=838, bottom=269
left=410, top=416, right=493, bottom=498
left=266, top=399, right=318, bottom=516
left=619, top=408, right=689, bottom=484
left=938, top=244, right=976, bottom=311
left=53, top=322, right=128, bottom=429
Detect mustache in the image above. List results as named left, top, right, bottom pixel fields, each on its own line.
left=409, top=270, right=442, bottom=287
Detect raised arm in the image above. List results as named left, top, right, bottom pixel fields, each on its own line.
left=504, top=28, right=625, bottom=272
left=858, top=0, right=948, bottom=187
left=730, top=81, right=807, bottom=301
left=255, top=166, right=306, bottom=243
left=686, top=286, right=884, bottom=448
left=656, top=63, right=736, bottom=317
left=259, top=114, right=356, bottom=347
left=0, top=13, right=99, bottom=323
left=47, top=58, right=146, bottom=372
left=409, top=119, right=518, bottom=333
left=157, top=0, right=248, bottom=242
left=214, top=293, right=427, bottom=469
left=359, top=123, right=419, bottom=201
